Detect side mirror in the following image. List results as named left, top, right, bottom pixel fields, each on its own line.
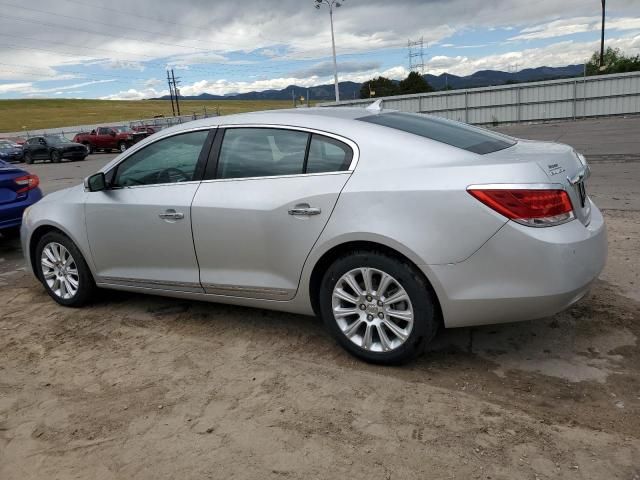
left=85, top=172, right=107, bottom=192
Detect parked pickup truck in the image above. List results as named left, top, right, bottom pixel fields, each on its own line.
left=73, top=126, right=146, bottom=154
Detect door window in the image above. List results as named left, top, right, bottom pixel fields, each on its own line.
left=112, top=130, right=209, bottom=187
left=217, top=128, right=309, bottom=179
left=306, top=134, right=353, bottom=173
left=97, top=127, right=110, bottom=135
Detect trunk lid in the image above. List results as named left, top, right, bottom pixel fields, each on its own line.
left=0, top=160, right=26, bottom=205
left=484, top=139, right=591, bottom=225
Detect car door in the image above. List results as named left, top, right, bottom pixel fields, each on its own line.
left=96, top=127, right=112, bottom=149
left=191, top=126, right=357, bottom=300
left=85, top=128, right=215, bottom=292
left=30, top=138, right=48, bottom=160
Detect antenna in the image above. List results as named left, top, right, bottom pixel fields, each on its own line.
left=366, top=99, right=383, bottom=112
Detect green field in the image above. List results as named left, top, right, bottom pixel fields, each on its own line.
left=0, top=99, right=299, bottom=133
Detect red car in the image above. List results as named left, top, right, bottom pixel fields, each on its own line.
left=73, top=126, right=146, bottom=154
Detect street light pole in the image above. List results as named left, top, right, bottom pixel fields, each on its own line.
left=600, top=0, right=606, bottom=69
left=315, top=0, right=345, bottom=103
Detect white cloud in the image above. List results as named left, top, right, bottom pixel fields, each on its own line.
left=426, top=34, right=640, bottom=76
left=511, top=16, right=640, bottom=41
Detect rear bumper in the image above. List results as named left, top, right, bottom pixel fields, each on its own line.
left=0, top=188, right=43, bottom=231
left=427, top=199, right=607, bottom=328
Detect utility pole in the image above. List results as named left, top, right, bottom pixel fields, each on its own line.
left=600, top=0, right=606, bottom=70
left=167, top=70, right=176, bottom=116
left=314, top=0, right=345, bottom=103
left=171, top=69, right=181, bottom=116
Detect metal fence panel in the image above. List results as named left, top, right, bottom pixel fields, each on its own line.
left=319, top=71, right=640, bottom=125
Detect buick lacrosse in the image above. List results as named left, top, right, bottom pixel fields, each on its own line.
left=21, top=106, right=607, bottom=363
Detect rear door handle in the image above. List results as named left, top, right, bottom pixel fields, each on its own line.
left=288, top=207, right=321, bottom=216
left=159, top=209, right=184, bottom=221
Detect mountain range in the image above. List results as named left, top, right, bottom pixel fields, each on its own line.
left=156, top=64, right=585, bottom=101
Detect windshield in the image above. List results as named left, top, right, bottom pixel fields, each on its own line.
left=44, top=135, right=70, bottom=144
left=114, top=126, right=133, bottom=133
left=358, top=112, right=516, bottom=155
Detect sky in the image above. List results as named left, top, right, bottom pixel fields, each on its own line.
left=0, top=0, right=638, bottom=100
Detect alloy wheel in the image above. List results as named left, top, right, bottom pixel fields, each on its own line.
left=40, top=242, right=80, bottom=300
left=331, top=267, right=414, bottom=353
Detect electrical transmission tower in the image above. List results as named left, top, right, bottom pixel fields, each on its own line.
left=407, top=37, right=425, bottom=75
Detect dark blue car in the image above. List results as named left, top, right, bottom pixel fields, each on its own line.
left=0, top=159, right=42, bottom=237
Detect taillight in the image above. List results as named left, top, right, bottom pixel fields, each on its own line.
left=468, top=188, right=574, bottom=227
left=14, top=174, right=40, bottom=194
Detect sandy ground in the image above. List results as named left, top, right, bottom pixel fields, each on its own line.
left=1, top=118, right=639, bottom=479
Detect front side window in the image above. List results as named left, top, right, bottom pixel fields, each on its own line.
left=217, top=128, right=309, bottom=179
left=358, top=112, right=516, bottom=155
left=113, top=130, right=209, bottom=187
left=306, top=134, right=353, bottom=173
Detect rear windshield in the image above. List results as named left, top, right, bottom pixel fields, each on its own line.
left=358, top=112, right=516, bottom=154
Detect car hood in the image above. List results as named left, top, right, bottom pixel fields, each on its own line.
left=0, top=147, right=22, bottom=154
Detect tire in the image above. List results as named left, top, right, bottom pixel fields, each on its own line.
left=319, top=250, right=439, bottom=365
left=50, top=150, right=62, bottom=163
left=118, top=142, right=127, bottom=153
left=83, top=143, right=93, bottom=154
left=24, top=152, right=33, bottom=164
left=35, top=231, right=96, bottom=307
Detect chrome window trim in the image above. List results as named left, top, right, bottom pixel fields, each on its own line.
left=101, top=123, right=359, bottom=188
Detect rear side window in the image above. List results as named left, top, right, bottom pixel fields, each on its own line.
left=306, top=134, right=353, bottom=174
left=217, top=128, right=309, bottom=179
left=358, top=112, right=516, bottom=154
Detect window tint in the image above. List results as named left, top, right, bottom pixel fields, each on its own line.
left=217, top=128, right=309, bottom=179
left=306, top=134, right=353, bottom=173
left=113, top=130, right=208, bottom=187
left=358, top=112, right=516, bottom=155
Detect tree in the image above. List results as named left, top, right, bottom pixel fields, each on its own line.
left=359, top=76, right=399, bottom=99
left=398, top=71, right=434, bottom=94
left=586, top=47, right=640, bottom=75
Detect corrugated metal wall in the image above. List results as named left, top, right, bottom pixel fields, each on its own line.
left=318, top=71, right=640, bottom=124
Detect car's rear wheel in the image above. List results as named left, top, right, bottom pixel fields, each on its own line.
left=319, top=250, right=439, bottom=364
left=24, top=152, right=33, bottom=164
left=50, top=150, right=61, bottom=163
left=36, top=232, right=96, bottom=307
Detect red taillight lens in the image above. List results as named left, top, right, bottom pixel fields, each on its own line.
left=468, top=188, right=574, bottom=226
left=14, top=174, right=40, bottom=194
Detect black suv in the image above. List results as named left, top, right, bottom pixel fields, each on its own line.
left=23, top=135, right=88, bottom=164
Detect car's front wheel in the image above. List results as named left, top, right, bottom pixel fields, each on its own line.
left=50, top=150, right=61, bottom=163
left=118, top=142, right=127, bottom=153
left=319, top=250, right=439, bottom=364
left=36, top=232, right=96, bottom=307
left=24, top=152, right=33, bottom=164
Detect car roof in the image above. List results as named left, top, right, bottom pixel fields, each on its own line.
left=160, top=107, right=379, bottom=135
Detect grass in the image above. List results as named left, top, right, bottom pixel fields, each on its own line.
left=0, top=99, right=299, bottom=133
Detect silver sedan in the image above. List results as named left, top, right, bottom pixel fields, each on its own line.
left=21, top=107, right=607, bottom=364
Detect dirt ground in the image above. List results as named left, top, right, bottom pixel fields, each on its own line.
left=1, top=118, right=639, bottom=479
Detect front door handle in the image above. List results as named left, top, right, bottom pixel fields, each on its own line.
left=288, top=206, right=321, bottom=216
left=159, top=209, right=184, bottom=221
